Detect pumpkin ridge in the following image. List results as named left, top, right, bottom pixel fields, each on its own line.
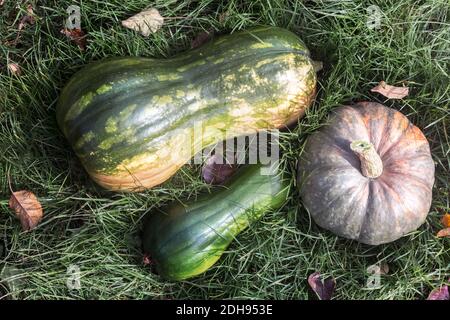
left=357, top=180, right=377, bottom=243
left=377, top=177, right=417, bottom=221
left=317, top=132, right=361, bottom=172
left=378, top=122, right=413, bottom=159
left=353, top=102, right=394, bottom=153
left=380, top=170, right=432, bottom=194
left=381, top=147, right=431, bottom=165
left=353, top=103, right=380, bottom=148
left=307, top=177, right=367, bottom=227
left=350, top=181, right=371, bottom=241
left=380, top=126, right=430, bottom=163
left=332, top=179, right=370, bottom=239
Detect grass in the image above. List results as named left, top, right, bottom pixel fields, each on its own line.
left=0, top=0, right=449, bottom=299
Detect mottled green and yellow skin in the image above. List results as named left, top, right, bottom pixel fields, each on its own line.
left=142, top=163, right=289, bottom=281
left=57, top=26, right=316, bottom=191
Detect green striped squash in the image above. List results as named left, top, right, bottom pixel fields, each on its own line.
left=57, top=26, right=316, bottom=191
left=142, top=163, right=289, bottom=280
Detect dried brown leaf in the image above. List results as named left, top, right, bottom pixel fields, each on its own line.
left=308, top=272, right=336, bottom=300
left=218, top=11, right=229, bottom=23
left=143, top=254, right=153, bottom=266
left=202, top=153, right=237, bottom=185
left=427, top=282, right=449, bottom=300
left=10, top=4, right=36, bottom=46
left=18, top=4, right=35, bottom=31
left=436, top=227, right=450, bottom=238
left=122, top=8, right=164, bottom=37
left=191, top=29, right=213, bottom=49
left=7, top=63, right=21, bottom=75
left=0, top=0, right=5, bottom=7
left=9, top=190, right=43, bottom=231
left=60, top=28, right=87, bottom=50
left=370, top=81, right=409, bottom=99
left=379, top=262, right=389, bottom=275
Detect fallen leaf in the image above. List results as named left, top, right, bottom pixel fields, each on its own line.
left=427, top=282, right=449, bottom=300
left=312, top=60, right=324, bottom=72
left=191, top=29, right=213, bottom=49
left=436, top=227, right=450, bottom=238
left=9, top=190, right=43, bottom=231
left=307, top=272, right=336, bottom=300
left=10, top=4, right=36, bottom=46
left=218, top=11, right=229, bottom=23
left=441, top=213, right=450, bottom=228
left=60, top=28, right=87, bottom=50
left=18, top=4, right=35, bottom=31
left=0, top=0, right=5, bottom=6
left=379, top=262, right=389, bottom=275
left=122, top=8, right=164, bottom=37
left=143, top=254, right=152, bottom=266
left=370, top=81, right=409, bottom=99
left=202, top=153, right=237, bottom=185
left=7, top=63, right=21, bottom=75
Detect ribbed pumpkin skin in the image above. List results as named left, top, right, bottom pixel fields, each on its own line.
left=298, top=102, right=435, bottom=245
left=142, top=164, right=289, bottom=281
left=56, top=26, right=316, bottom=191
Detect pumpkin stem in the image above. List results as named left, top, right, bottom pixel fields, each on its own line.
left=350, top=140, right=383, bottom=178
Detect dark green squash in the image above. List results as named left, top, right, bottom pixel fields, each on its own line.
left=56, top=26, right=316, bottom=191
left=142, top=163, right=289, bottom=280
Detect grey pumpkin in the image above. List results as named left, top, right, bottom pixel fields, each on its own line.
left=298, top=102, right=435, bottom=245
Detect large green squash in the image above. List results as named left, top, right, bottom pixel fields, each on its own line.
left=56, top=26, right=316, bottom=191
left=142, top=163, right=289, bottom=281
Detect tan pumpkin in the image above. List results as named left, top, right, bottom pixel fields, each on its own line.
left=298, top=102, right=435, bottom=245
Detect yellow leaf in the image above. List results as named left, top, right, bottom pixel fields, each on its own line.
left=441, top=213, right=450, bottom=228
left=370, top=81, right=409, bottom=99
left=121, top=8, right=164, bottom=37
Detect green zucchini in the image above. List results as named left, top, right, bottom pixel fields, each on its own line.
left=142, top=163, right=289, bottom=280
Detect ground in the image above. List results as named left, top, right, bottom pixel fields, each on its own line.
left=0, top=0, right=449, bottom=299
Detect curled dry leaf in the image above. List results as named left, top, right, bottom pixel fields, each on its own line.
left=436, top=227, right=450, bottom=238
left=60, top=28, right=87, bottom=50
left=218, top=11, right=229, bottom=24
left=191, top=29, right=214, bottom=49
left=307, top=272, right=336, bottom=300
left=10, top=4, right=36, bottom=46
left=7, top=63, right=21, bottom=75
left=376, top=262, right=389, bottom=275
left=18, top=4, right=35, bottom=31
left=122, top=8, right=164, bottom=37
left=370, top=81, right=409, bottom=99
left=143, top=254, right=152, bottom=266
left=202, top=153, right=237, bottom=185
left=435, top=213, right=450, bottom=238
left=9, top=190, right=43, bottom=231
left=427, top=281, right=449, bottom=300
